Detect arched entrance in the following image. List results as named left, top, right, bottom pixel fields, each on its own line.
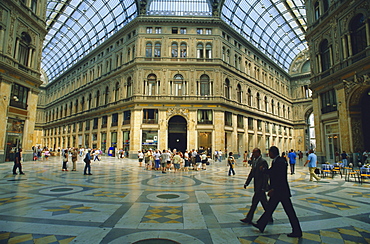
left=349, top=85, right=370, bottom=152
left=168, top=116, right=187, bottom=152
left=361, top=89, right=370, bottom=150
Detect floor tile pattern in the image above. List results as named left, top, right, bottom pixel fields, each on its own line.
left=0, top=156, right=369, bottom=243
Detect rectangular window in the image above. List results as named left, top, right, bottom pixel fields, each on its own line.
left=205, top=28, right=212, bottom=35
left=257, top=120, right=262, bottom=131
left=248, top=118, right=254, bottom=130
left=101, top=116, right=107, bottom=128
left=142, top=130, right=158, bottom=151
left=93, top=118, right=98, bottom=129
left=143, top=109, right=158, bottom=124
left=10, top=83, right=29, bottom=109
left=196, top=28, right=203, bottom=34
left=155, top=27, right=162, bottom=34
left=197, top=109, right=213, bottom=124
left=225, top=112, right=232, bottom=126
left=237, top=115, right=244, bottom=128
left=172, top=27, right=178, bottom=34
left=321, top=89, right=337, bottom=114
left=111, top=113, right=118, bottom=126
left=85, top=120, right=90, bottom=130
left=123, top=110, right=131, bottom=125
left=146, top=27, right=153, bottom=34
left=180, top=28, right=187, bottom=34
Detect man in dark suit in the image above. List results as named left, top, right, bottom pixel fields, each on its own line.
left=240, top=148, right=270, bottom=224
left=252, top=146, right=302, bottom=238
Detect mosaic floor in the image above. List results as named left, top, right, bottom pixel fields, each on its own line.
left=1, top=156, right=369, bottom=244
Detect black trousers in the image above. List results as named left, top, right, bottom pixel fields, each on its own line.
left=245, top=190, right=268, bottom=221
left=13, top=162, right=23, bottom=174
left=290, top=164, right=295, bottom=174
left=257, top=195, right=302, bottom=234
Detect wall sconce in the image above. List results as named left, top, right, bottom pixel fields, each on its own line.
left=13, top=96, right=19, bottom=101
left=3, top=96, right=6, bottom=100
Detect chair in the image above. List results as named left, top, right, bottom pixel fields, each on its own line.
left=345, top=169, right=360, bottom=183
left=360, top=170, right=370, bottom=184
left=331, top=166, right=342, bottom=178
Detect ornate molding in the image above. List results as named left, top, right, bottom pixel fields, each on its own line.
left=344, top=72, right=370, bottom=99
left=351, top=117, right=364, bottom=151
left=166, top=107, right=189, bottom=119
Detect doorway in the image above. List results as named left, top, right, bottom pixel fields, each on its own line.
left=168, top=116, right=187, bottom=152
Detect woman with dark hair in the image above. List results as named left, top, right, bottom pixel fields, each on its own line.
left=13, top=148, right=25, bottom=175
left=62, top=149, right=69, bottom=171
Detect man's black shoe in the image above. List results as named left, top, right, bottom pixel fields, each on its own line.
left=240, top=218, right=252, bottom=224
left=287, top=232, right=302, bottom=238
left=84, top=173, right=88, bottom=175
left=13, top=173, right=17, bottom=175
left=251, top=223, right=264, bottom=233
left=88, top=173, right=92, bottom=175
left=20, top=172, right=25, bottom=175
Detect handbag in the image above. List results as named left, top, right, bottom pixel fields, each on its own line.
left=314, top=168, right=320, bottom=174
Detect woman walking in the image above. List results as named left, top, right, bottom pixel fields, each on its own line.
left=62, top=149, right=69, bottom=171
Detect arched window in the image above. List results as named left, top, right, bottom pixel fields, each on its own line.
left=127, top=48, right=131, bottom=61
left=320, top=39, right=330, bottom=72
left=171, top=74, right=186, bottom=96
left=199, top=74, right=210, bottom=96
left=247, top=88, right=252, bottom=106
left=17, top=32, right=32, bottom=66
left=115, top=82, right=119, bottom=101
left=171, top=42, right=178, bottom=57
left=96, top=90, right=100, bottom=107
left=146, top=74, right=159, bottom=95
left=88, top=93, right=92, bottom=110
left=180, top=43, right=187, bottom=57
left=226, top=49, right=230, bottom=63
left=271, top=99, right=274, bottom=114
left=283, top=105, right=286, bottom=118
left=206, top=43, right=212, bottom=58
left=323, top=0, right=329, bottom=12
left=224, top=79, right=230, bottom=99
left=277, top=102, right=280, bottom=116
left=104, top=86, right=109, bottom=104
left=237, top=84, right=242, bottom=103
left=75, top=99, right=78, bottom=114
left=146, top=42, right=152, bottom=57
left=197, top=43, right=204, bottom=58
left=127, top=77, right=132, bottom=97
left=264, top=96, right=268, bottom=112
left=314, top=1, right=320, bottom=20
left=256, top=93, right=261, bottom=110
left=154, top=42, right=161, bottom=57
left=350, top=14, right=367, bottom=56
left=81, top=96, right=85, bottom=111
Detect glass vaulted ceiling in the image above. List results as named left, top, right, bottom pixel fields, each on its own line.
left=222, top=0, right=307, bottom=71
left=42, top=0, right=137, bottom=82
left=42, top=0, right=307, bottom=82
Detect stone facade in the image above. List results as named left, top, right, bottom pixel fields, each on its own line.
left=0, top=0, right=47, bottom=161
left=37, top=16, right=313, bottom=158
left=306, top=0, right=370, bottom=163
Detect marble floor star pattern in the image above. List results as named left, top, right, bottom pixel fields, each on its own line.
left=0, top=156, right=369, bottom=244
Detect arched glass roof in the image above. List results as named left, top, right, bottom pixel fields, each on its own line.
left=42, top=0, right=307, bottom=82
left=42, top=0, right=137, bottom=82
left=221, top=0, right=307, bottom=70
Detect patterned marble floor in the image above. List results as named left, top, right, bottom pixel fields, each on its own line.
left=0, top=156, right=369, bottom=244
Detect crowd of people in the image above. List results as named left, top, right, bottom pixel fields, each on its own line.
left=137, top=149, right=215, bottom=173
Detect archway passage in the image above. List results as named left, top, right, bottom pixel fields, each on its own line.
left=168, top=116, right=187, bottom=153
left=361, top=89, right=370, bottom=150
